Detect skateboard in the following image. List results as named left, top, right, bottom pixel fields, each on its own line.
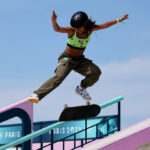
left=59, top=104, right=101, bottom=121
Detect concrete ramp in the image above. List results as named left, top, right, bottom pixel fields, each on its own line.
left=83, top=119, right=150, bottom=150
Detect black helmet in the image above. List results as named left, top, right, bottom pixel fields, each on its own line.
left=70, top=11, right=88, bottom=28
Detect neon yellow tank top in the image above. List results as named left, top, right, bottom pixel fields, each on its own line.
left=67, top=31, right=90, bottom=49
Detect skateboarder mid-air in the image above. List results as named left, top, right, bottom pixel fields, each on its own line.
left=29, top=11, right=128, bottom=104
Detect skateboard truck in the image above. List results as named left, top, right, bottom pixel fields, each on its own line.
left=86, top=101, right=90, bottom=105
left=63, top=99, right=90, bottom=110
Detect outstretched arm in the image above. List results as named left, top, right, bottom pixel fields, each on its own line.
left=51, top=11, right=73, bottom=34
left=91, top=14, right=129, bottom=32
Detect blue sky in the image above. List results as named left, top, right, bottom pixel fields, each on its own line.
left=0, top=0, right=150, bottom=129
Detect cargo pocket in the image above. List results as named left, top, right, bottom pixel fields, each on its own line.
left=54, top=57, right=72, bottom=76
left=55, top=60, right=65, bottom=73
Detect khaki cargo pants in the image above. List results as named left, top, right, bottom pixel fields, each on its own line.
left=35, top=52, right=101, bottom=100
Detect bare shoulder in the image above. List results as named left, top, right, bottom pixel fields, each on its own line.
left=67, top=27, right=74, bottom=33
left=67, top=27, right=75, bottom=37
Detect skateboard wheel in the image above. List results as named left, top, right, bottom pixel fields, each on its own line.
left=86, top=101, right=90, bottom=105
left=64, top=104, right=68, bottom=109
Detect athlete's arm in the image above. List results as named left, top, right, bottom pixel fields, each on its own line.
left=91, top=14, right=129, bottom=32
left=51, top=11, right=73, bottom=34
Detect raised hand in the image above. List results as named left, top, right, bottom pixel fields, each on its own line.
left=120, top=14, right=129, bottom=22
left=51, top=11, right=58, bottom=22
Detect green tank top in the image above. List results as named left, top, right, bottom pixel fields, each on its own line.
left=67, top=30, right=90, bottom=49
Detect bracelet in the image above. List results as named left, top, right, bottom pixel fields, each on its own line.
left=116, top=19, right=120, bottom=23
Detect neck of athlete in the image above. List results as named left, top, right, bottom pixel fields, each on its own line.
left=75, top=26, right=88, bottom=34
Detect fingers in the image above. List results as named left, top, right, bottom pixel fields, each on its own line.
left=51, top=10, right=58, bottom=21
left=52, top=10, right=58, bottom=17
left=125, top=14, right=129, bottom=18
left=121, top=14, right=129, bottom=21
left=124, top=14, right=129, bottom=19
left=52, top=10, right=55, bottom=17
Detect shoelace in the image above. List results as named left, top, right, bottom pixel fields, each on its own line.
left=83, top=89, right=90, bottom=97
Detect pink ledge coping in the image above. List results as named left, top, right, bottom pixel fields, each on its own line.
left=0, top=98, right=33, bottom=124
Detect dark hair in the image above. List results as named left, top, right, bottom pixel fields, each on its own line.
left=84, top=18, right=96, bottom=30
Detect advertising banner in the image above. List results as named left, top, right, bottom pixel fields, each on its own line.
left=0, top=116, right=118, bottom=144
left=0, top=125, right=22, bottom=145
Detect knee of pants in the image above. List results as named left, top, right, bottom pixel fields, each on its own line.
left=97, top=68, right=102, bottom=78
left=90, top=67, right=102, bottom=80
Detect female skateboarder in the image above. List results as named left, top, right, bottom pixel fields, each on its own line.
left=29, top=11, right=128, bottom=103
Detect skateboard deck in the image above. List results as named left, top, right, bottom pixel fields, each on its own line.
left=59, top=104, right=101, bottom=121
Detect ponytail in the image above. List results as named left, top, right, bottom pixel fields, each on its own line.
left=84, top=18, right=96, bottom=30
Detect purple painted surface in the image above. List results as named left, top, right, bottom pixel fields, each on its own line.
left=100, top=128, right=150, bottom=150
left=83, top=119, right=150, bottom=150
left=32, top=141, right=83, bottom=150
left=0, top=98, right=33, bottom=126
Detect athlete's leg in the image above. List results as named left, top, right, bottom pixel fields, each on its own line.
left=33, top=57, right=73, bottom=101
left=74, top=57, right=101, bottom=100
left=74, top=58, right=101, bottom=88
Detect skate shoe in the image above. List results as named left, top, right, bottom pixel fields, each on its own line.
left=75, top=86, right=91, bottom=101
left=28, top=93, right=39, bottom=103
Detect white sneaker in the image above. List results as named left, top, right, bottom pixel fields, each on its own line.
left=28, top=93, right=39, bottom=103
left=75, top=86, right=91, bottom=101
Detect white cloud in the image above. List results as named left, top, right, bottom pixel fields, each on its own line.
left=101, top=57, right=150, bottom=81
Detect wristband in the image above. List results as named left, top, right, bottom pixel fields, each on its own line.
left=116, top=19, right=120, bottom=23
